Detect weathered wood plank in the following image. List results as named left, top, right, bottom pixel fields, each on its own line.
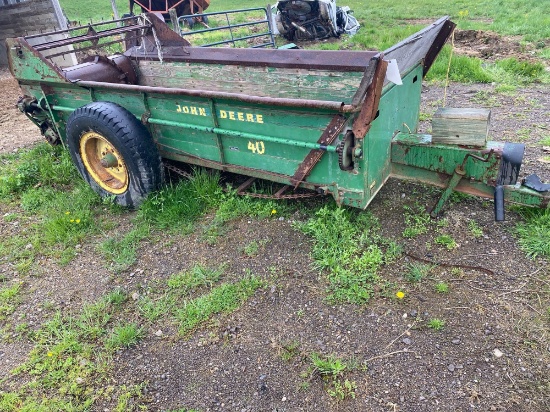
left=137, top=61, right=363, bottom=102
left=431, top=108, right=490, bottom=147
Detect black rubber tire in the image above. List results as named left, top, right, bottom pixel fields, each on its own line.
left=66, top=101, right=163, bottom=208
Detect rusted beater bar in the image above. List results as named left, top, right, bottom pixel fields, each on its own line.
left=24, top=16, right=143, bottom=40
left=33, top=25, right=149, bottom=51
left=45, top=36, right=143, bottom=59
left=76, top=81, right=358, bottom=112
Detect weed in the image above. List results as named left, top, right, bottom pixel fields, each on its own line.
left=435, top=234, right=457, bottom=250
left=114, top=384, right=145, bottom=412
left=419, top=112, right=432, bottom=121
left=468, top=220, right=483, bottom=238
left=105, top=323, right=143, bottom=350
left=5, top=291, right=130, bottom=409
left=137, top=265, right=226, bottom=322
left=297, top=206, right=384, bottom=304
left=328, top=379, right=357, bottom=401
left=2, top=213, right=18, bottom=222
left=427, top=318, right=446, bottom=330
left=434, top=282, right=449, bottom=293
left=471, top=90, right=501, bottom=107
left=436, top=218, right=449, bottom=228
left=310, top=352, right=347, bottom=376
left=406, top=263, right=433, bottom=283
left=243, top=239, right=268, bottom=257
left=538, top=136, right=550, bottom=146
left=299, top=381, right=311, bottom=391
left=381, top=239, right=403, bottom=264
left=280, top=340, right=301, bottom=361
left=402, top=204, right=431, bottom=238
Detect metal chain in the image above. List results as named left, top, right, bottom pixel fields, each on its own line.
left=164, top=163, right=193, bottom=180
left=164, top=163, right=321, bottom=200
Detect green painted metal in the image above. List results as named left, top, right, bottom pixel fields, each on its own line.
left=147, top=117, right=338, bottom=152
left=430, top=166, right=466, bottom=216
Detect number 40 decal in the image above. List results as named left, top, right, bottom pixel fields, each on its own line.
left=247, top=141, right=265, bottom=155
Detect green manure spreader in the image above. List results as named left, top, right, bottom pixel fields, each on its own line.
left=6, top=14, right=549, bottom=218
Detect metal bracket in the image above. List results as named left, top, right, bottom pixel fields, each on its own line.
left=290, top=113, right=348, bottom=189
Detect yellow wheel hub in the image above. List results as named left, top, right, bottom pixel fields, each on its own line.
left=80, top=132, right=129, bottom=194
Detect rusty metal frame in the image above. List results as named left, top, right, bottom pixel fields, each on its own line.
left=75, top=81, right=358, bottom=112
left=352, top=55, right=388, bottom=138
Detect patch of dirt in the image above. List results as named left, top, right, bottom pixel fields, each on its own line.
left=453, top=30, right=530, bottom=61
left=0, top=68, right=43, bottom=153
left=0, top=68, right=549, bottom=412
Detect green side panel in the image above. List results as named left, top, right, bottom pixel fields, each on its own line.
left=47, top=85, right=92, bottom=107
left=137, top=60, right=364, bottom=102
left=359, top=65, right=424, bottom=207
left=145, top=93, right=220, bottom=162
left=215, top=102, right=338, bottom=176
left=6, top=38, right=66, bottom=83
left=92, top=91, right=147, bottom=116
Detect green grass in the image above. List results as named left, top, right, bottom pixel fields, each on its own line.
left=297, top=206, right=396, bottom=304
left=434, top=282, right=450, bottom=293
left=0, top=282, right=22, bottom=320
left=1, top=265, right=261, bottom=410
left=167, top=265, right=224, bottom=292
left=174, top=276, right=264, bottom=335
left=105, top=323, right=143, bottom=350
left=138, top=264, right=224, bottom=322
left=435, top=234, right=457, bottom=251
left=2, top=291, right=129, bottom=410
left=405, top=263, right=433, bottom=283
left=468, top=220, right=484, bottom=238
left=99, top=225, right=150, bottom=272
left=402, top=204, right=431, bottom=238
left=0, top=144, right=112, bottom=267
left=515, top=209, right=550, bottom=258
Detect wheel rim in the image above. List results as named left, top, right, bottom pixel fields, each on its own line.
left=80, top=131, right=129, bottom=194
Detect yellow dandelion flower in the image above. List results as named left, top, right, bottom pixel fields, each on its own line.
left=76, top=219, right=81, bottom=224
left=396, top=291, right=405, bottom=299
left=271, top=209, right=277, bottom=215
left=70, top=219, right=75, bottom=223
left=47, top=352, right=53, bottom=357
left=65, top=211, right=70, bottom=215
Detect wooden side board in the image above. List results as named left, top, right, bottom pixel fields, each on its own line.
left=137, top=60, right=364, bottom=102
